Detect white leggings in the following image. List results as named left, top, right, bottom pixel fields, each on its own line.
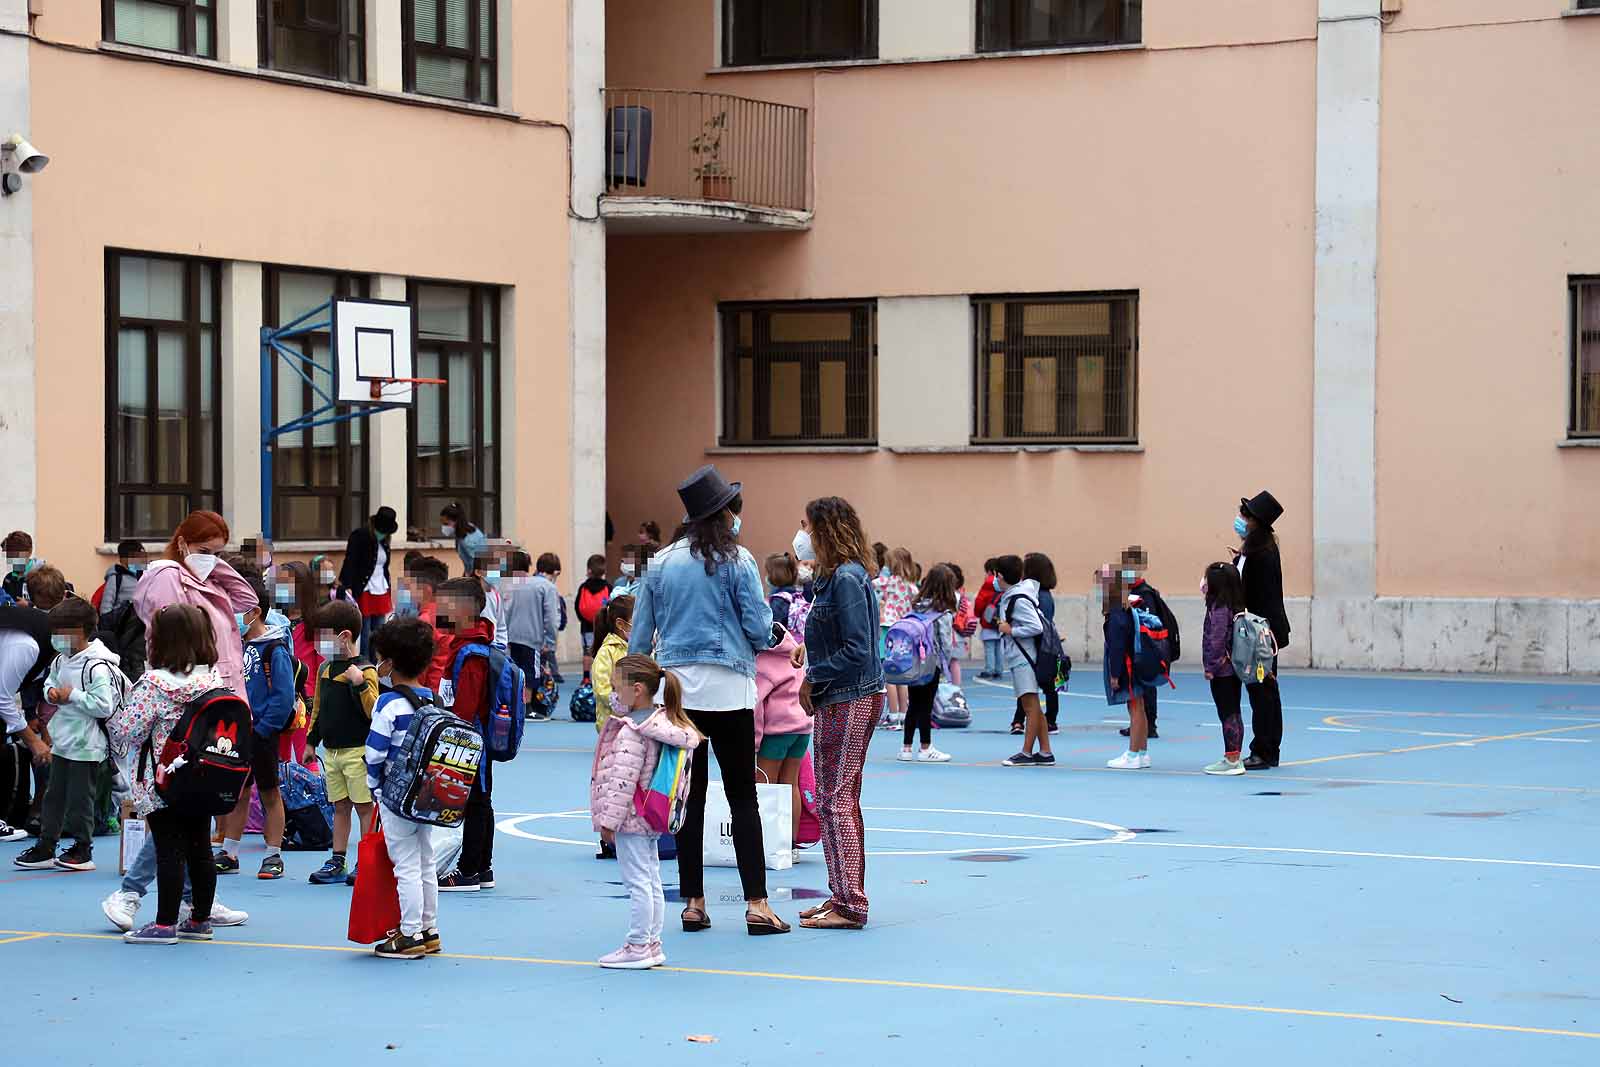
left=615, top=832, right=664, bottom=946
left=382, top=806, right=437, bottom=937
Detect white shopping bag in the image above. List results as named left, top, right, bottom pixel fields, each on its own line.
left=703, top=780, right=792, bottom=870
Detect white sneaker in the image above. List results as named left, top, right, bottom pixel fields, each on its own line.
left=181, top=898, right=249, bottom=927
left=0, top=820, right=28, bottom=843
left=916, top=747, right=952, bottom=763
left=1106, top=751, right=1142, bottom=770
left=1139, top=752, right=1152, bottom=769
left=897, top=748, right=915, bottom=762
left=101, top=889, right=141, bottom=932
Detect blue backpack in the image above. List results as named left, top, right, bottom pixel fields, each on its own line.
left=445, top=642, right=526, bottom=763
left=1131, top=606, right=1176, bottom=689
left=883, top=610, right=944, bottom=685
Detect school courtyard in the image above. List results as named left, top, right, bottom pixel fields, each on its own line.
left=6, top=667, right=1599, bottom=1065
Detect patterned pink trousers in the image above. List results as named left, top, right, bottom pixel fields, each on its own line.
left=813, top=691, right=883, bottom=925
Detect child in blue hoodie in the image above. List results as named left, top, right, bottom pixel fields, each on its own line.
left=215, top=572, right=297, bottom=879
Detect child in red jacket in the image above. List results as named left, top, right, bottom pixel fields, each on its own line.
left=434, top=578, right=498, bottom=892
left=973, top=559, right=1003, bottom=681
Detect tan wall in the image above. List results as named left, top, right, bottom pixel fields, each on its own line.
left=605, top=3, right=1319, bottom=602
left=1377, top=2, right=1600, bottom=596
left=26, top=3, right=576, bottom=596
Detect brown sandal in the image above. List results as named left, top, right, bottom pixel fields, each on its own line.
left=798, top=901, right=837, bottom=921
left=799, top=907, right=865, bottom=931
left=681, top=906, right=711, bottom=932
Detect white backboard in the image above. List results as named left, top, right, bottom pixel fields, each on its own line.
left=333, top=299, right=415, bottom=405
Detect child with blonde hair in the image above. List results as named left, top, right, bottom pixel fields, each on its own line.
left=589, top=654, right=701, bottom=969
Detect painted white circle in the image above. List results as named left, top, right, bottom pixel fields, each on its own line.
left=496, top=806, right=1133, bottom=857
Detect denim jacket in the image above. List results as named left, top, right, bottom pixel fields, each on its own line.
left=627, top=538, right=773, bottom=677
left=804, top=561, right=884, bottom=708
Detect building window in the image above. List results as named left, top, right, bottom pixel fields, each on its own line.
left=723, top=0, right=878, bottom=66
left=408, top=283, right=501, bottom=534
left=265, top=268, right=370, bottom=541
left=403, top=0, right=497, bottom=105
left=720, top=302, right=877, bottom=446
left=259, top=0, right=365, bottom=82
left=105, top=252, right=222, bottom=540
left=977, top=0, right=1142, bottom=52
left=1573, top=278, right=1600, bottom=438
left=103, top=0, right=217, bottom=57
left=973, top=293, right=1137, bottom=443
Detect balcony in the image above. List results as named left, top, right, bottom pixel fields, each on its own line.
left=602, top=89, right=811, bottom=233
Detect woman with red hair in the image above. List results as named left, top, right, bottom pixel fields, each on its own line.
left=131, top=511, right=257, bottom=699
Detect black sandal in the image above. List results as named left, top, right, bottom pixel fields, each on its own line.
left=745, top=910, right=791, bottom=936
left=681, top=906, right=711, bottom=932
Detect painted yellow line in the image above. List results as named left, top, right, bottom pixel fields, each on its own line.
left=1282, top=721, right=1600, bottom=767
left=0, top=932, right=47, bottom=946
left=2, top=929, right=1596, bottom=1040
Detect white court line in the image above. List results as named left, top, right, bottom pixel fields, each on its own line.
left=1307, top=726, right=1360, bottom=733
left=1128, top=840, right=1600, bottom=872
left=1531, top=737, right=1592, bottom=744
left=1413, top=731, right=1476, bottom=738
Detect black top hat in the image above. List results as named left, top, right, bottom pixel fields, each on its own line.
left=1240, top=490, right=1284, bottom=528
left=677, top=465, right=742, bottom=523
left=371, top=506, right=399, bottom=536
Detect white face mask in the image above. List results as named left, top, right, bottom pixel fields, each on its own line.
left=185, top=552, right=219, bottom=582
left=792, top=528, right=816, bottom=562
left=730, top=516, right=743, bottom=538
left=442, top=524, right=456, bottom=538
left=620, top=562, right=636, bottom=577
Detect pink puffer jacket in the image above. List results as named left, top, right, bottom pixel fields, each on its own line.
left=590, top=708, right=700, bottom=836
left=754, top=626, right=810, bottom=746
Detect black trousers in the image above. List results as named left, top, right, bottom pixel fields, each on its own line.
left=148, top=807, right=216, bottom=926
left=1246, top=657, right=1283, bottom=764
left=1013, top=686, right=1059, bottom=729
left=676, top=708, right=767, bottom=902
left=39, top=755, right=96, bottom=849
left=459, top=783, right=495, bottom=877
left=903, top=672, right=940, bottom=746
left=1144, top=685, right=1158, bottom=729
left=0, top=734, right=33, bottom=828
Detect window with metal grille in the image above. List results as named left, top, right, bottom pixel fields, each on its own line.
left=102, top=0, right=217, bottom=58
left=720, top=302, right=877, bottom=446
left=105, top=251, right=223, bottom=540
left=977, top=0, right=1141, bottom=52
left=265, top=267, right=371, bottom=541
left=404, top=0, right=497, bottom=105
left=259, top=0, right=365, bottom=83
left=1572, top=277, right=1600, bottom=438
left=973, top=293, right=1138, bottom=444
left=408, top=282, right=502, bottom=535
left=723, top=0, right=878, bottom=66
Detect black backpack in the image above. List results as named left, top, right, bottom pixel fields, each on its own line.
left=141, top=688, right=253, bottom=816
left=95, top=601, right=147, bottom=681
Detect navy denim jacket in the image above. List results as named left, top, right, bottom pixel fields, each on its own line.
left=627, top=538, right=773, bottom=677
left=804, top=561, right=884, bottom=708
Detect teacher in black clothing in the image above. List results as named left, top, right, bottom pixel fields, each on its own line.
left=1232, top=491, right=1291, bottom=769
left=338, top=506, right=399, bottom=659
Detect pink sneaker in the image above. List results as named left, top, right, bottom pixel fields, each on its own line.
left=598, top=942, right=659, bottom=970
left=646, top=940, right=666, bottom=966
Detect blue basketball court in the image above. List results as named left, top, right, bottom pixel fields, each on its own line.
left=5, top=668, right=1599, bottom=1065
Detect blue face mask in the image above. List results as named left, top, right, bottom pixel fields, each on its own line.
left=126, top=562, right=145, bottom=576
left=1121, top=569, right=1137, bottom=581
left=394, top=588, right=419, bottom=617
left=483, top=571, right=502, bottom=587
left=236, top=612, right=253, bottom=636
left=1234, top=516, right=1250, bottom=539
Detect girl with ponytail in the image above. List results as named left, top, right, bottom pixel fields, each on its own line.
left=589, top=654, right=701, bottom=969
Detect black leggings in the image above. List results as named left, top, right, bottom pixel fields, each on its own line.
left=0, top=734, right=32, bottom=828
left=676, top=708, right=766, bottom=902
left=148, top=807, right=216, bottom=926
left=1210, top=675, right=1244, bottom=754
left=904, top=671, right=941, bottom=746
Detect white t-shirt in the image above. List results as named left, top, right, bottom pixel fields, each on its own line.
left=673, top=662, right=757, bottom=712
left=0, top=630, right=40, bottom=735
left=365, top=543, right=389, bottom=596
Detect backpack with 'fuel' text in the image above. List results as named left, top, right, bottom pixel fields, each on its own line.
left=141, top=689, right=253, bottom=815
left=381, top=686, right=483, bottom=826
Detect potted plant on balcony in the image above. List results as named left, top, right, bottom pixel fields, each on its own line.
left=690, top=111, right=735, bottom=201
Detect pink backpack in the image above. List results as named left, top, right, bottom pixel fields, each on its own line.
left=796, top=751, right=820, bottom=846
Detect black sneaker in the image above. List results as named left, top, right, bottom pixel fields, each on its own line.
left=213, top=849, right=240, bottom=874
left=478, top=868, right=495, bottom=890
left=257, top=854, right=284, bottom=880
left=56, top=842, right=96, bottom=871
left=421, top=928, right=442, bottom=955
left=1119, top=727, right=1131, bottom=737
left=13, top=842, right=57, bottom=869
left=309, top=855, right=347, bottom=885
left=1148, top=727, right=1159, bottom=740
left=438, top=869, right=480, bottom=893
left=596, top=840, right=617, bottom=860
left=1033, top=753, right=1056, bottom=767
left=0, top=820, right=27, bottom=843
left=374, top=930, right=427, bottom=960
left=1008, top=723, right=1024, bottom=736
left=1001, top=752, right=1038, bottom=767
left=1047, top=724, right=1060, bottom=734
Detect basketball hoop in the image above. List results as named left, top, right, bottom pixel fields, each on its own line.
left=370, top=376, right=446, bottom=401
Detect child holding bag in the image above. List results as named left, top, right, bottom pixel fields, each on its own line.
left=589, top=654, right=700, bottom=970
left=1200, top=562, right=1248, bottom=776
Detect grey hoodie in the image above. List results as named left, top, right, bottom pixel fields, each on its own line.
left=99, top=565, right=143, bottom=618
left=997, top=578, right=1045, bottom=671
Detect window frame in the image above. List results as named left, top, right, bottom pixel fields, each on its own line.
left=976, top=0, right=1142, bottom=54
left=263, top=266, right=372, bottom=542
left=970, top=291, right=1140, bottom=445
left=1570, top=276, right=1600, bottom=439
left=406, top=281, right=503, bottom=536
left=722, top=0, right=879, bottom=67
left=718, top=299, right=878, bottom=448
left=402, top=0, right=498, bottom=106
left=103, top=249, right=224, bottom=541
left=101, top=0, right=217, bottom=58
left=258, top=0, right=367, bottom=84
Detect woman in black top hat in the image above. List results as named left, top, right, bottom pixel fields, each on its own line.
left=339, top=506, right=399, bottom=660
left=1232, top=490, right=1291, bottom=768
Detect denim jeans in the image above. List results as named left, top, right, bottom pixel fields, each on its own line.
left=121, top=824, right=193, bottom=905
left=982, top=638, right=1003, bottom=676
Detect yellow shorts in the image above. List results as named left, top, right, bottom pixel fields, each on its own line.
left=320, top=745, right=372, bottom=806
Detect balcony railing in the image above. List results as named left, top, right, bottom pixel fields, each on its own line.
left=604, top=88, right=810, bottom=215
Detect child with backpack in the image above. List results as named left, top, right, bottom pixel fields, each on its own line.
left=590, top=653, right=700, bottom=969
left=766, top=553, right=810, bottom=641
left=995, top=556, right=1054, bottom=767
left=107, top=605, right=232, bottom=944
left=754, top=622, right=811, bottom=850
left=576, top=554, right=611, bottom=680
left=363, top=617, right=470, bottom=959
left=1100, top=565, right=1156, bottom=770
left=973, top=559, right=1003, bottom=680
left=1201, top=562, right=1248, bottom=776
left=873, top=548, right=919, bottom=722
left=434, top=578, right=508, bottom=892
left=944, top=563, right=976, bottom=687
left=304, top=600, right=380, bottom=886
left=1120, top=545, right=1178, bottom=741
left=892, top=564, right=957, bottom=764
left=13, top=597, right=124, bottom=873
left=93, top=540, right=148, bottom=620
left=214, top=572, right=297, bottom=879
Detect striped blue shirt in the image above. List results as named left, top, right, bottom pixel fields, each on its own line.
left=365, top=687, right=432, bottom=791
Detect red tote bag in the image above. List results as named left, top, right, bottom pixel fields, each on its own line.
left=346, top=810, right=400, bottom=945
